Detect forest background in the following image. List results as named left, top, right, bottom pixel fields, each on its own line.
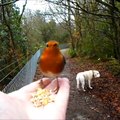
left=0, top=0, right=120, bottom=89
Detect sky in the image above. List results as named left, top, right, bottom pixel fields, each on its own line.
left=16, top=0, right=50, bottom=12
left=15, top=0, right=67, bottom=23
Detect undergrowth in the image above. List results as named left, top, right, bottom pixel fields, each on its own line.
left=106, top=58, right=120, bottom=76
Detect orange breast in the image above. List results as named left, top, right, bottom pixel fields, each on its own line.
left=39, top=48, right=65, bottom=77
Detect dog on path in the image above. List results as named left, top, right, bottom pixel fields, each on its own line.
left=76, top=70, right=100, bottom=91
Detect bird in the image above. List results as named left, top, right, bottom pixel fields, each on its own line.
left=39, top=40, right=66, bottom=92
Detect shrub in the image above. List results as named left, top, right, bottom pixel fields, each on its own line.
left=106, top=58, right=120, bottom=76
left=68, top=49, right=77, bottom=58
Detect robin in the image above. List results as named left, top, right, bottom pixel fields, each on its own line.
left=39, top=40, right=66, bottom=92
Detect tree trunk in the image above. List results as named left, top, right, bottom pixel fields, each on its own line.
left=1, top=0, right=20, bottom=70
left=109, top=0, right=120, bottom=61
left=74, top=0, right=82, bottom=52
left=67, top=0, right=75, bottom=50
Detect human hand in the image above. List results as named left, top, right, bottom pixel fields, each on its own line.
left=0, top=78, right=70, bottom=120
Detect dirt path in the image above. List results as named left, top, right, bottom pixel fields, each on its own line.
left=65, top=57, right=120, bottom=120
left=34, top=49, right=120, bottom=120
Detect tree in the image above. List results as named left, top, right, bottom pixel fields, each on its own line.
left=48, top=0, right=120, bottom=60
left=0, top=0, right=28, bottom=86
left=23, top=9, right=69, bottom=47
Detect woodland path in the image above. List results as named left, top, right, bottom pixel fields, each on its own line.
left=34, top=49, right=120, bottom=120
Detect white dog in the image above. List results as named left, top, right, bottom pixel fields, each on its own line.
left=76, top=70, right=100, bottom=91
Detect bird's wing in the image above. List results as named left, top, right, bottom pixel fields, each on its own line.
left=63, top=55, right=66, bottom=65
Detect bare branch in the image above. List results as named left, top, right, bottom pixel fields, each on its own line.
left=45, top=0, right=120, bottom=18
left=62, top=0, right=120, bottom=19
left=19, top=0, right=27, bottom=23
left=0, top=0, right=19, bottom=6
left=96, top=0, right=120, bottom=13
left=45, top=0, right=64, bottom=4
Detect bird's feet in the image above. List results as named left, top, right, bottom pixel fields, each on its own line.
left=52, top=80, right=59, bottom=94
left=39, top=78, right=59, bottom=94
left=44, top=79, right=59, bottom=94
left=39, top=78, right=51, bottom=89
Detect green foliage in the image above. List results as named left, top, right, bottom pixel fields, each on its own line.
left=54, top=23, right=69, bottom=43
left=81, top=32, right=113, bottom=59
left=71, top=0, right=120, bottom=61
left=40, top=20, right=56, bottom=42
left=68, top=49, right=77, bottom=58
left=23, top=10, right=69, bottom=50
left=79, top=16, right=114, bottom=59
left=0, top=2, right=29, bottom=87
left=106, top=58, right=120, bottom=76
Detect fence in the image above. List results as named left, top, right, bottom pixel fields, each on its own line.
left=2, top=43, right=68, bottom=93
left=2, top=50, right=40, bottom=93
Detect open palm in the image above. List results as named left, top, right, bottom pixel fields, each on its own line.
left=0, top=78, right=70, bottom=120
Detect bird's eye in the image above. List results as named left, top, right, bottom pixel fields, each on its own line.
left=46, top=44, right=49, bottom=47
left=53, top=43, right=57, bottom=47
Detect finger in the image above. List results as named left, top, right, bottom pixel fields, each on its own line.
left=19, top=78, right=51, bottom=93
left=39, top=78, right=51, bottom=89
left=8, top=80, right=41, bottom=99
left=9, top=78, right=51, bottom=96
left=8, top=78, right=52, bottom=100
left=45, top=79, right=58, bottom=92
